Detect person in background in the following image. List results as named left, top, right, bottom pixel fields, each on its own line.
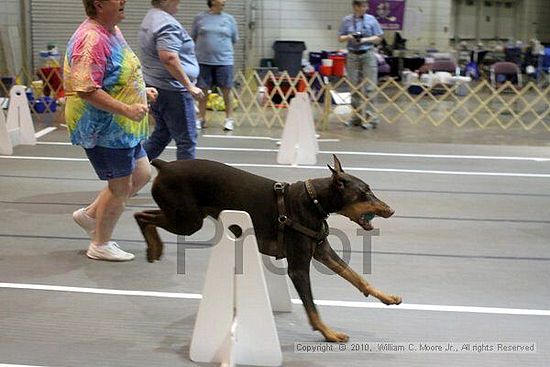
left=65, top=0, right=158, bottom=261
left=139, top=0, right=204, bottom=161
left=338, top=0, right=383, bottom=129
left=524, top=38, right=543, bottom=79
left=192, top=0, right=238, bottom=131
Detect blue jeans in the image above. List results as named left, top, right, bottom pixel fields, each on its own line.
left=144, top=88, right=196, bottom=160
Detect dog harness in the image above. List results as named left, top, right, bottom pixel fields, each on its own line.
left=274, top=181, right=329, bottom=247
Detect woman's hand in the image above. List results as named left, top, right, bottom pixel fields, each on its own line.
left=146, top=87, right=159, bottom=103
left=188, top=85, right=205, bottom=100
left=124, top=103, right=149, bottom=122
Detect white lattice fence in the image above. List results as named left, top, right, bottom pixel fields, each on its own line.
left=230, top=71, right=550, bottom=131
left=0, top=68, right=548, bottom=131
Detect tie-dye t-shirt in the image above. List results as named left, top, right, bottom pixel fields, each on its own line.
left=64, top=18, right=148, bottom=149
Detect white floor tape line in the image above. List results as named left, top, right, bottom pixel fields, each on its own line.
left=33, top=142, right=550, bottom=162
left=1, top=282, right=549, bottom=316
left=202, top=134, right=340, bottom=143
left=0, top=364, right=51, bottom=367
left=1, top=155, right=549, bottom=178
left=34, top=127, right=57, bottom=139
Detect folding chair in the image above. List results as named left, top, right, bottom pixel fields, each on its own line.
left=490, top=62, right=522, bottom=88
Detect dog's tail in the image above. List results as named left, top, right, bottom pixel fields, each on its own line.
left=151, top=159, right=168, bottom=171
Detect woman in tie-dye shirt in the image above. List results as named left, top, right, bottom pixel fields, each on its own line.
left=64, top=0, right=158, bottom=262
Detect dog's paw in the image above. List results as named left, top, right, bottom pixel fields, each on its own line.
left=324, top=330, right=350, bottom=343
left=382, top=295, right=402, bottom=305
left=146, top=243, right=163, bottom=263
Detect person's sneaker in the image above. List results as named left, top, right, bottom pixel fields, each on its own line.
left=361, top=122, right=374, bottom=130
left=195, top=119, right=203, bottom=130
left=344, top=118, right=361, bottom=127
left=369, top=116, right=380, bottom=129
left=223, top=118, right=234, bottom=131
left=86, top=241, right=135, bottom=261
left=366, top=111, right=380, bottom=129
left=73, top=208, right=96, bottom=238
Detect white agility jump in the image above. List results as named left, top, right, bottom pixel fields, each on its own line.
left=0, top=85, right=36, bottom=155
left=277, top=92, right=319, bottom=166
left=190, top=210, right=291, bottom=367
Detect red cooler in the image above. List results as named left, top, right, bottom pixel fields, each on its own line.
left=319, top=65, right=332, bottom=76
left=330, top=55, right=346, bottom=77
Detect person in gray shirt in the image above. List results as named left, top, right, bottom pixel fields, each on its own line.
left=139, top=0, right=204, bottom=160
left=192, top=0, right=238, bottom=131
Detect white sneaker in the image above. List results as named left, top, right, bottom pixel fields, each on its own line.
left=73, top=208, right=96, bottom=238
left=87, top=241, right=135, bottom=261
left=223, top=118, right=234, bottom=131
left=195, top=119, right=203, bottom=130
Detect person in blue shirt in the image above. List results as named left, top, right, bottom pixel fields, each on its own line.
left=139, top=0, right=204, bottom=161
left=339, top=0, right=384, bottom=129
left=192, top=0, right=239, bottom=131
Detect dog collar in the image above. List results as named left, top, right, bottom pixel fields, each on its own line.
left=304, top=180, right=329, bottom=219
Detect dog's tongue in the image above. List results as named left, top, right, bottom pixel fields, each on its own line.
left=356, top=213, right=375, bottom=231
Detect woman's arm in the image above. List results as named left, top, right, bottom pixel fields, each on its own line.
left=158, top=50, right=204, bottom=99
left=77, top=89, right=149, bottom=122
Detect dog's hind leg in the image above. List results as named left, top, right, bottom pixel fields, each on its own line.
left=134, top=210, right=166, bottom=262
left=135, top=207, right=205, bottom=262
left=314, top=241, right=402, bottom=306
left=287, top=253, right=349, bottom=342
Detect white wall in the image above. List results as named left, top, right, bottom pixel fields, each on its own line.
left=251, top=0, right=455, bottom=67
left=1, top=0, right=548, bottom=73
left=250, top=0, right=550, bottom=68
left=524, top=0, right=550, bottom=42
left=402, top=0, right=453, bottom=51
left=0, top=0, right=22, bottom=73
left=253, top=0, right=347, bottom=66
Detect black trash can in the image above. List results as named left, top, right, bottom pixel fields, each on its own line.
left=273, top=41, right=306, bottom=77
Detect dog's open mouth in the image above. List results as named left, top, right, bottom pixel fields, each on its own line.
left=356, top=212, right=375, bottom=231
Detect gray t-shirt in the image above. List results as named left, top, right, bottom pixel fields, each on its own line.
left=139, top=8, right=199, bottom=91
left=191, top=11, right=238, bottom=66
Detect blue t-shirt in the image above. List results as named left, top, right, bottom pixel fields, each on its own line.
left=338, top=14, right=383, bottom=51
left=139, top=8, right=199, bottom=91
left=191, top=11, right=238, bottom=66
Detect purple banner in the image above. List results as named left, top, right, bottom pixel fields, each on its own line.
left=368, top=0, right=405, bottom=31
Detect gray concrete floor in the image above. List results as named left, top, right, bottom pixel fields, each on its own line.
left=1, top=119, right=549, bottom=366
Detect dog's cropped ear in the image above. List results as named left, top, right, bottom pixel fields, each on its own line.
left=327, top=154, right=344, bottom=174
left=328, top=154, right=345, bottom=189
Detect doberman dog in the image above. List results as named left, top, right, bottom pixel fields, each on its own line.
left=135, top=155, right=402, bottom=342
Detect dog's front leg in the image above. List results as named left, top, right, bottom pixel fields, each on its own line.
left=314, top=241, right=402, bottom=305
left=287, top=258, right=349, bottom=342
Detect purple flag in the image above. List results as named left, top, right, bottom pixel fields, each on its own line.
left=368, top=0, right=405, bottom=31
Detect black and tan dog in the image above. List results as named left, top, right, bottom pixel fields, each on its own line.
left=135, top=155, right=401, bottom=342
